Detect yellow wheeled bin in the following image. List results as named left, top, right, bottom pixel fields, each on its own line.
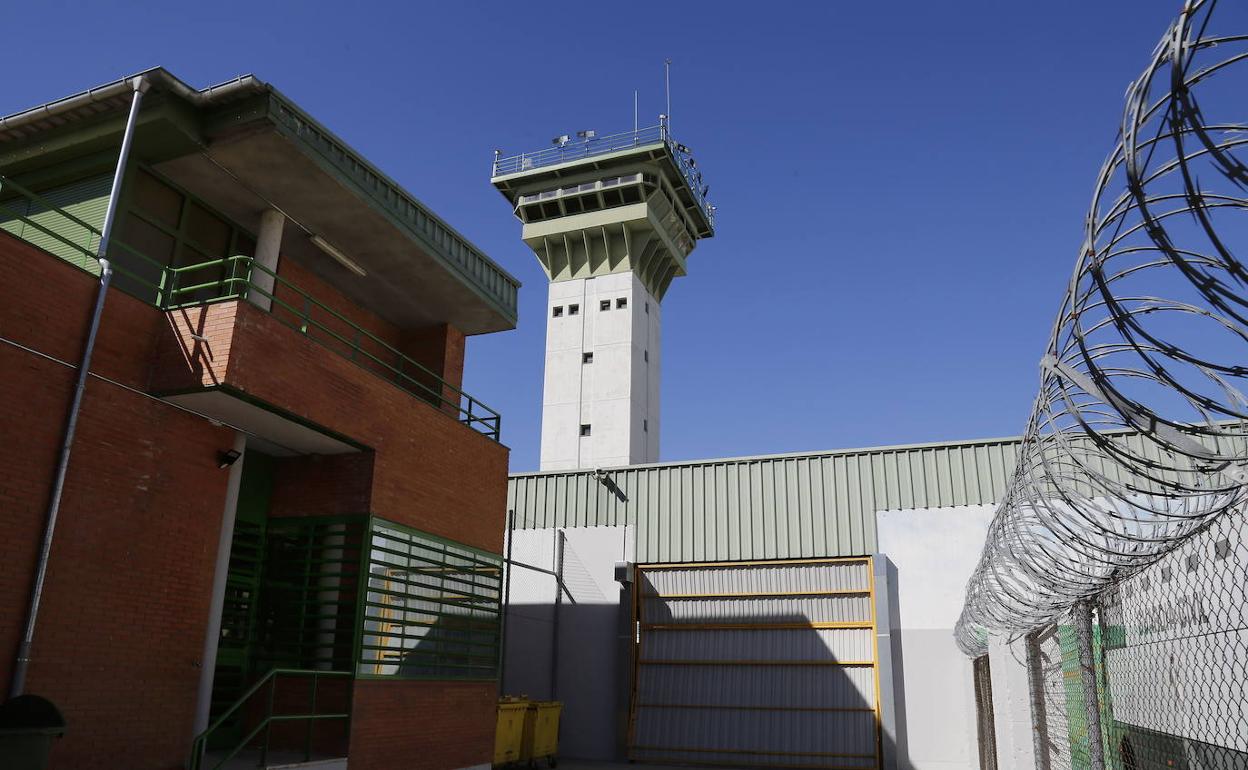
left=494, top=697, right=528, bottom=766
left=521, top=701, right=563, bottom=768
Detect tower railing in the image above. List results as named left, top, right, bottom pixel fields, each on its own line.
left=492, top=125, right=713, bottom=228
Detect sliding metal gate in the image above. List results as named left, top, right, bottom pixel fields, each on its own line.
left=628, top=557, right=880, bottom=769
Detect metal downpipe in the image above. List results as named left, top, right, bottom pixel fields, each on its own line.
left=8, top=77, right=148, bottom=699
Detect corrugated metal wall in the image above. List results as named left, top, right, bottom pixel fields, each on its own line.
left=0, top=174, right=110, bottom=274
left=508, top=438, right=1024, bottom=562
left=629, top=558, right=878, bottom=768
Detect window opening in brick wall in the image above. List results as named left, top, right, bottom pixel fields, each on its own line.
left=580, top=424, right=592, bottom=437
left=552, top=306, right=563, bottom=318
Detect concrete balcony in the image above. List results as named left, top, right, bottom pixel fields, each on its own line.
left=150, top=254, right=501, bottom=443
left=0, top=169, right=502, bottom=445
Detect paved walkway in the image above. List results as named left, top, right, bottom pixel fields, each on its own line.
left=558, top=762, right=734, bottom=770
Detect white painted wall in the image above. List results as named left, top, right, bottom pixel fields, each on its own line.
left=502, top=526, right=635, bottom=760
left=540, top=273, right=660, bottom=471
left=876, top=504, right=996, bottom=770
left=987, top=634, right=1037, bottom=770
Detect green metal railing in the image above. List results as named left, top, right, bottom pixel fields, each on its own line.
left=0, top=174, right=502, bottom=440
left=188, top=668, right=351, bottom=770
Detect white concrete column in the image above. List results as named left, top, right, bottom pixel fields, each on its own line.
left=539, top=273, right=660, bottom=471
left=193, top=432, right=247, bottom=735
left=988, top=634, right=1038, bottom=770
left=873, top=555, right=899, bottom=770
left=249, top=208, right=284, bottom=311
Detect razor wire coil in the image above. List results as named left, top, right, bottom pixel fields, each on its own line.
left=956, top=0, right=1248, bottom=657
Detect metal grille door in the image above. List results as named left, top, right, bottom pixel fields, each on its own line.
left=628, top=557, right=880, bottom=769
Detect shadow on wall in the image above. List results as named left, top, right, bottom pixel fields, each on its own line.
left=503, top=601, right=629, bottom=760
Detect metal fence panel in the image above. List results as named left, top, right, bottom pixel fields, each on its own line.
left=628, top=558, right=880, bottom=769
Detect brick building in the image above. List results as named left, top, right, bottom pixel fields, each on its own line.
left=0, top=69, right=519, bottom=770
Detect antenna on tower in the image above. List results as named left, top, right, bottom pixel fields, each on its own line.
left=633, top=89, right=638, bottom=134
left=664, top=59, right=672, bottom=132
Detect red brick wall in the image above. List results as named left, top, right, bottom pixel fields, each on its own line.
left=349, top=679, right=498, bottom=770
left=151, top=298, right=507, bottom=551
left=275, top=255, right=401, bottom=349
left=148, top=302, right=239, bottom=392
left=268, top=453, right=375, bottom=518
left=222, top=300, right=508, bottom=553
left=276, top=255, right=470, bottom=409
left=1, top=231, right=511, bottom=768
left=401, top=323, right=467, bottom=390
left=0, top=233, right=234, bottom=770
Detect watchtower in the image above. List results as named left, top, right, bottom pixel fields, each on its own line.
left=492, top=120, right=714, bottom=470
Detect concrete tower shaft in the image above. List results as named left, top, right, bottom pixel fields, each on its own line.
left=492, top=124, right=713, bottom=470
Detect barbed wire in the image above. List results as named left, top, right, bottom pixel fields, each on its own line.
left=955, top=0, right=1248, bottom=656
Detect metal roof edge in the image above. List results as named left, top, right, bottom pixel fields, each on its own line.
left=0, top=68, right=523, bottom=328
left=507, top=432, right=1029, bottom=480
left=260, top=85, right=523, bottom=301
left=0, top=67, right=266, bottom=134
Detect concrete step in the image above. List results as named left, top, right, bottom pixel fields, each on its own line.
left=270, top=758, right=347, bottom=770
left=204, top=748, right=347, bottom=770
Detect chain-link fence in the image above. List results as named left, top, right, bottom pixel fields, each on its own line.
left=1008, top=510, right=1247, bottom=770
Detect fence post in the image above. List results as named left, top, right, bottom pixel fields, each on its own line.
left=499, top=509, right=516, bottom=694
left=550, top=529, right=566, bottom=701
left=1025, top=630, right=1050, bottom=770
left=1073, top=601, right=1105, bottom=770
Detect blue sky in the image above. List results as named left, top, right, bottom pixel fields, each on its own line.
left=3, top=1, right=1193, bottom=471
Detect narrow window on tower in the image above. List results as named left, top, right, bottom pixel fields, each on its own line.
left=583, top=352, right=594, bottom=364
left=645, top=302, right=649, bottom=314
left=644, top=350, right=649, bottom=362
left=580, top=424, right=592, bottom=437
left=643, top=419, right=648, bottom=432
left=600, top=299, right=611, bottom=311
left=617, top=297, right=628, bottom=309
left=552, top=306, right=563, bottom=318
left=568, top=304, right=580, bottom=315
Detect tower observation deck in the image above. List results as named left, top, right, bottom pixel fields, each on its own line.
left=492, top=121, right=714, bottom=471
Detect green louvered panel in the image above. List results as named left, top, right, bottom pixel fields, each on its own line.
left=20, top=175, right=111, bottom=274
left=0, top=199, right=23, bottom=241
